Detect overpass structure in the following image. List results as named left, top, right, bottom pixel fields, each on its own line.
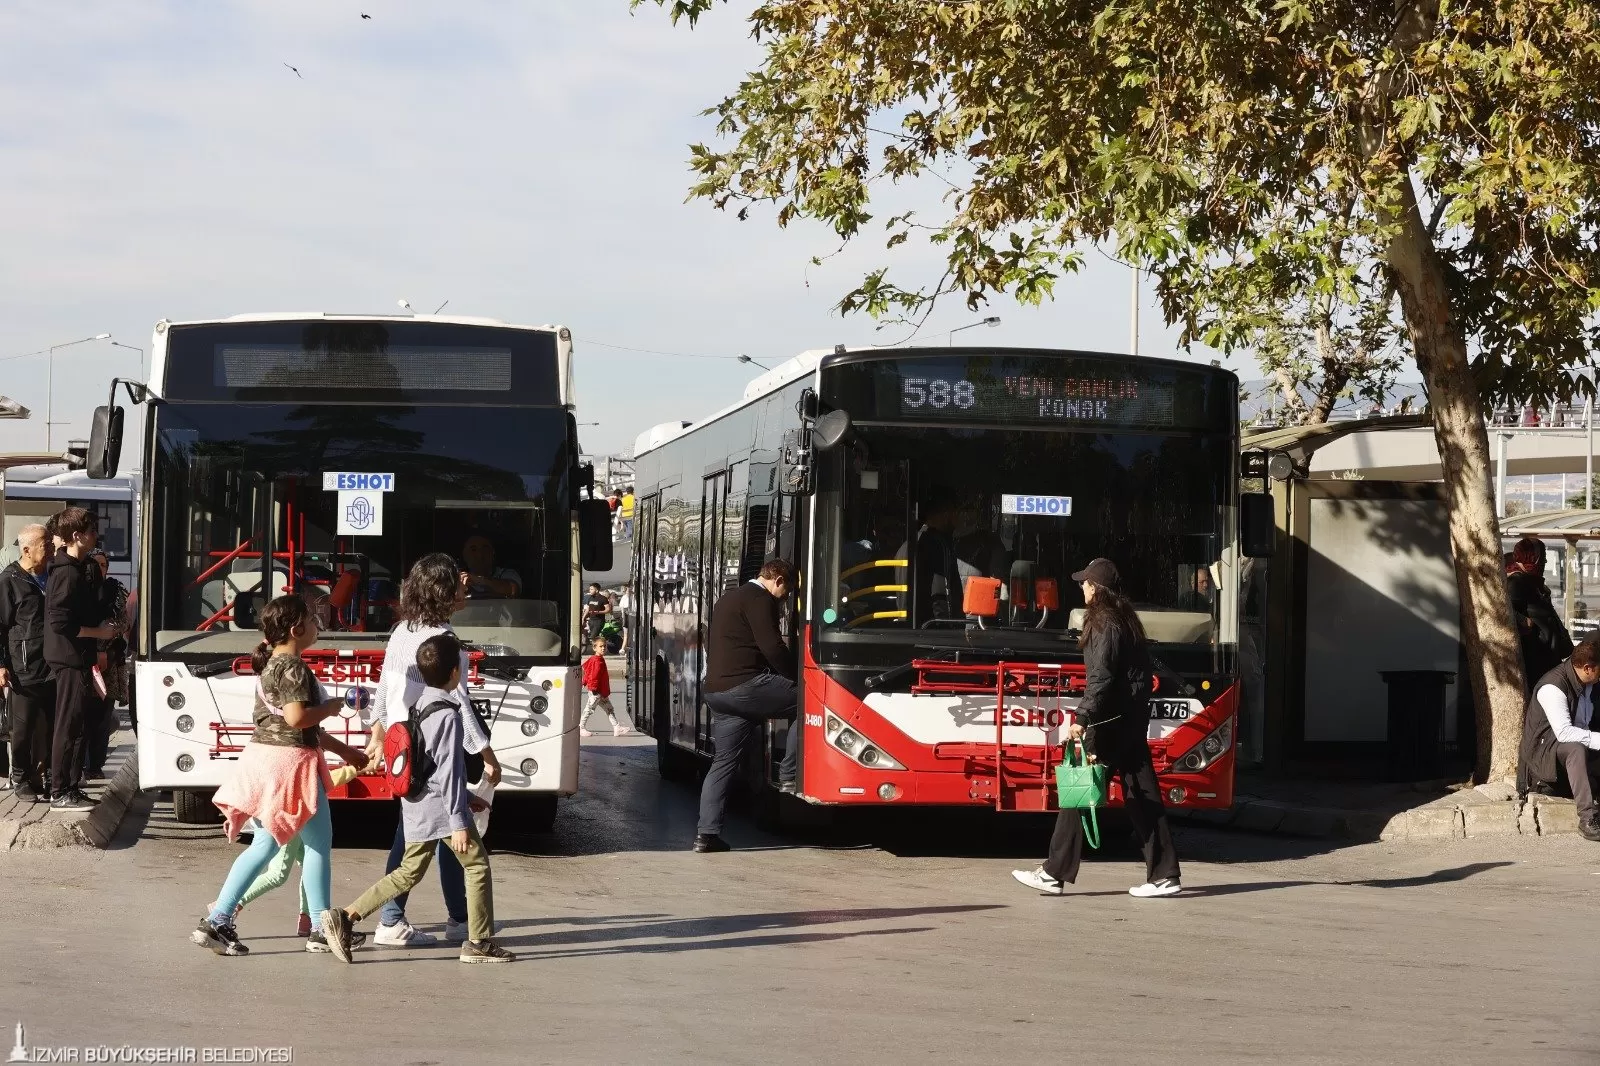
left=1247, top=415, right=1599, bottom=513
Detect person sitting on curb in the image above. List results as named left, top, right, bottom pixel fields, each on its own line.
left=1521, top=637, right=1600, bottom=841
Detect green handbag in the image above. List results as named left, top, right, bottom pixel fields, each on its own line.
left=1054, top=744, right=1110, bottom=849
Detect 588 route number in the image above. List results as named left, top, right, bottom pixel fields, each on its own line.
left=902, top=378, right=977, bottom=410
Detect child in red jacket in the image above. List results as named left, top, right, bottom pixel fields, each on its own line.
left=579, top=636, right=629, bottom=737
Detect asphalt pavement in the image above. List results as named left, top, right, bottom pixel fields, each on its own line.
left=0, top=733, right=1593, bottom=1065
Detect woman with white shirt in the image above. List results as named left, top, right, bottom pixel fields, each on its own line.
left=365, top=553, right=503, bottom=947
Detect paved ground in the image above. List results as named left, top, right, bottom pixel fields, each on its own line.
left=0, top=733, right=1594, bottom=1065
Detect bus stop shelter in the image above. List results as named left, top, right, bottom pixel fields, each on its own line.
left=1243, top=416, right=1469, bottom=777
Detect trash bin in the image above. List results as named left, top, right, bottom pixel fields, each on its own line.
left=1379, top=670, right=1455, bottom=782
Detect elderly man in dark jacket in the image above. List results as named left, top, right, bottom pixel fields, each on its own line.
left=0, top=524, right=55, bottom=801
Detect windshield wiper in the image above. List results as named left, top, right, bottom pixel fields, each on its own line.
left=191, top=656, right=241, bottom=678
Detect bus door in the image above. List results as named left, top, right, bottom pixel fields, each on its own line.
left=632, top=493, right=659, bottom=727
left=695, top=470, right=729, bottom=751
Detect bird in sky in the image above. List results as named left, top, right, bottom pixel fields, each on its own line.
left=283, top=62, right=303, bottom=78
left=361, top=12, right=372, bottom=18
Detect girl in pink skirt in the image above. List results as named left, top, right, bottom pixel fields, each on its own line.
left=191, top=594, right=364, bottom=956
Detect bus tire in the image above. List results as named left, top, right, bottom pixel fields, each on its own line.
left=520, top=794, right=559, bottom=834
left=492, top=792, right=558, bottom=836
left=657, top=732, right=696, bottom=783
left=173, top=788, right=222, bottom=825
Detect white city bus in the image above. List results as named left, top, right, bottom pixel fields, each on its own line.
left=89, top=313, right=612, bottom=828
left=0, top=469, right=140, bottom=587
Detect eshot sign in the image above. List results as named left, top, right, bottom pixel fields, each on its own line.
left=1001, top=493, right=1073, bottom=517
left=322, top=472, right=395, bottom=492
left=324, top=471, right=395, bottom=537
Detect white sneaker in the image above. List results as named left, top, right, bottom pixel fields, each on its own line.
left=580, top=729, right=594, bottom=738
left=374, top=920, right=437, bottom=947
left=613, top=725, right=632, bottom=737
left=444, top=918, right=506, bottom=943
left=1128, top=878, right=1182, bottom=898
left=1011, top=867, right=1065, bottom=896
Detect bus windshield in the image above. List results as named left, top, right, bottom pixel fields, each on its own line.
left=147, top=402, right=572, bottom=662
left=812, top=350, right=1237, bottom=663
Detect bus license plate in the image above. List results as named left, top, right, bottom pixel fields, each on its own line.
left=1150, top=699, right=1192, bottom=721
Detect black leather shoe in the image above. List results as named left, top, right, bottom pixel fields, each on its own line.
left=1580, top=818, right=1600, bottom=842
left=693, top=834, right=730, bottom=853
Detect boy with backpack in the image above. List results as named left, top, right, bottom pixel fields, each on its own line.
left=321, top=632, right=513, bottom=964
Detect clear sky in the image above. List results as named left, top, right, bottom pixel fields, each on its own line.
left=0, top=1, right=1234, bottom=461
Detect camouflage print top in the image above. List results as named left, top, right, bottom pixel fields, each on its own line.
left=252, top=653, right=326, bottom=748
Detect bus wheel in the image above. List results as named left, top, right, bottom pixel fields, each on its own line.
left=498, top=793, right=558, bottom=834
left=172, top=788, right=222, bottom=825
left=656, top=732, right=696, bottom=783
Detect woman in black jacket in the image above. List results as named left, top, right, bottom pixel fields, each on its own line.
left=1012, top=558, right=1182, bottom=898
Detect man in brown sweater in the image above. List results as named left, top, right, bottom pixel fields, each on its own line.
left=694, top=558, right=799, bottom=852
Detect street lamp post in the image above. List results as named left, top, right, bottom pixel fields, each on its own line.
left=46, top=334, right=110, bottom=451
left=109, top=339, right=145, bottom=382
left=946, top=316, right=1002, bottom=346
left=736, top=354, right=771, bottom=371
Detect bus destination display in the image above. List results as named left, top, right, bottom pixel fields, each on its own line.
left=898, top=369, right=1175, bottom=425
left=824, top=353, right=1229, bottom=430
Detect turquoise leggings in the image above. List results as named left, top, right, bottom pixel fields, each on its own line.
left=209, top=784, right=332, bottom=924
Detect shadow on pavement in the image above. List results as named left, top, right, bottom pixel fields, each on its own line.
left=1058, top=860, right=1516, bottom=898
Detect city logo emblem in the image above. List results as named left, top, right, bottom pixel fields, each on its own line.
left=8, top=1021, right=27, bottom=1063
left=345, top=495, right=378, bottom=531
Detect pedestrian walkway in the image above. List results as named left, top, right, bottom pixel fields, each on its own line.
left=1171, top=772, right=1586, bottom=842
left=0, top=717, right=139, bottom=849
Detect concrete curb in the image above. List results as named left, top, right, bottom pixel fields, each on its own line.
left=1171, top=789, right=1583, bottom=843
left=10, top=751, right=140, bottom=850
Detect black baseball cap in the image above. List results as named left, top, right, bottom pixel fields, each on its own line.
left=1070, top=558, right=1121, bottom=590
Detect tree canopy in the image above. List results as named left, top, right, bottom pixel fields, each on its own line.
left=640, top=0, right=1600, bottom=780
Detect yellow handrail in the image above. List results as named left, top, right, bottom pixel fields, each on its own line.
left=839, top=559, right=909, bottom=582
left=846, top=610, right=908, bottom=628
left=842, top=584, right=908, bottom=600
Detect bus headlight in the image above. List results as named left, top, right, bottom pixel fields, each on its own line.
left=176, top=754, right=195, bottom=772
left=823, top=713, right=905, bottom=771
left=168, top=692, right=186, bottom=710
left=521, top=719, right=540, bottom=737
left=175, top=714, right=194, bottom=733
left=1173, top=718, right=1233, bottom=773
left=520, top=758, right=538, bottom=776
left=530, top=695, right=549, bottom=713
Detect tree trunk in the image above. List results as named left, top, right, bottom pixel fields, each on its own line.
left=1272, top=367, right=1308, bottom=423
left=1382, top=179, right=1524, bottom=783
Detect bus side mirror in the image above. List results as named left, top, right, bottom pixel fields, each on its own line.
left=88, top=405, right=124, bottom=480
left=579, top=498, right=614, bottom=572
left=812, top=410, right=852, bottom=452
left=1240, top=492, right=1274, bottom=558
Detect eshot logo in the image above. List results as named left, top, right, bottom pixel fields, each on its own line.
left=344, top=495, right=378, bottom=530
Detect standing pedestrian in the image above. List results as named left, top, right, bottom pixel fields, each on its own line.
left=43, top=508, right=117, bottom=812
left=579, top=635, right=629, bottom=737
left=192, top=594, right=365, bottom=956
left=1507, top=537, right=1572, bottom=695
left=322, top=633, right=514, bottom=964
left=363, top=553, right=502, bottom=948
left=619, top=487, right=635, bottom=539
left=85, top=549, right=129, bottom=779
left=0, top=525, right=56, bottom=801
left=583, top=583, right=611, bottom=644
left=693, top=558, right=799, bottom=853
left=1012, top=558, right=1182, bottom=898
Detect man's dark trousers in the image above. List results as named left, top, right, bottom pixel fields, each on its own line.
left=9, top=681, right=55, bottom=792
left=51, top=668, right=99, bottom=798
left=1554, top=741, right=1600, bottom=820
left=696, top=674, right=799, bottom=836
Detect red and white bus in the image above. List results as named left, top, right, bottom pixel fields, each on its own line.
left=629, top=345, right=1261, bottom=816
left=89, top=313, right=613, bottom=828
